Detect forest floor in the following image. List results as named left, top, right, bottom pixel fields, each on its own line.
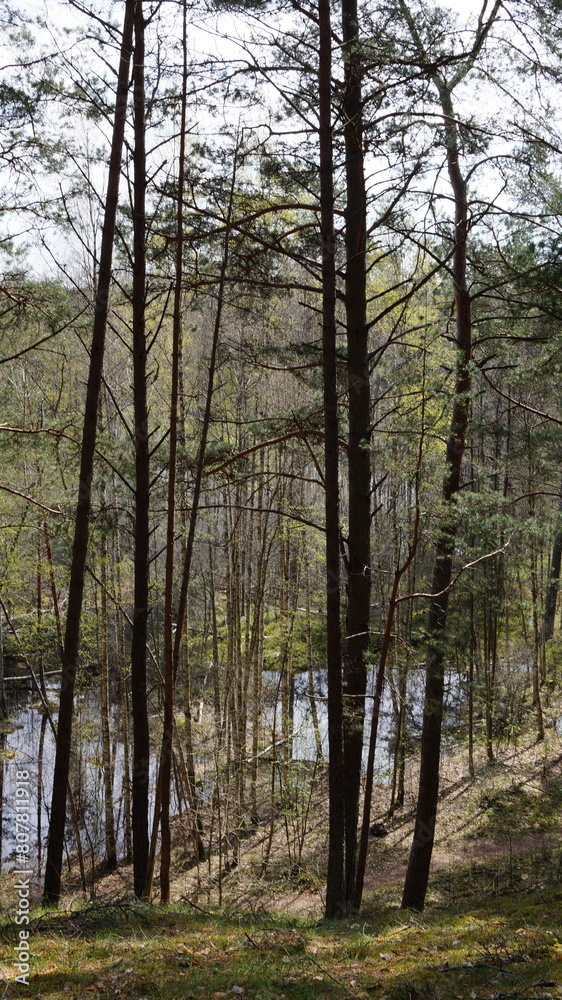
left=1, top=723, right=562, bottom=999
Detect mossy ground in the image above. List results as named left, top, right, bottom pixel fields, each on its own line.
left=2, top=727, right=562, bottom=999
left=1, top=859, right=562, bottom=1000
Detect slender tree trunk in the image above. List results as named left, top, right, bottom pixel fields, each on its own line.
left=101, top=536, right=117, bottom=870
left=279, top=511, right=292, bottom=774
left=250, top=457, right=267, bottom=823
left=43, top=522, right=64, bottom=667
left=468, top=595, right=475, bottom=778
left=401, top=81, right=472, bottom=912
left=0, top=602, right=5, bottom=721
left=209, top=545, right=223, bottom=745
left=37, top=714, right=47, bottom=878
left=178, top=347, right=206, bottom=863
left=163, top=149, right=237, bottom=883
left=114, top=524, right=132, bottom=863
left=159, top=0, right=188, bottom=904
left=36, top=529, right=46, bottom=698
left=43, top=0, right=134, bottom=904
left=354, top=359, right=424, bottom=910
left=305, top=550, right=324, bottom=763
left=319, top=0, right=345, bottom=919
left=131, top=0, right=150, bottom=899
left=353, top=535, right=418, bottom=909
left=543, top=481, right=562, bottom=642
left=341, top=0, right=371, bottom=907
left=231, top=486, right=245, bottom=861
left=0, top=730, right=5, bottom=872
left=530, top=533, right=545, bottom=741
left=182, top=607, right=206, bottom=860
left=395, top=665, right=408, bottom=807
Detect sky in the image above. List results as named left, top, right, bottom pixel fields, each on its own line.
left=0, top=0, right=554, bottom=279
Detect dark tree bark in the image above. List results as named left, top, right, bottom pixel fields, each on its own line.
left=543, top=483, right=562, bottom=642
left=114, top=523, right=133, bottom=863
left=0, top=731, right=4, bottom=871
left=100, top=535, right=117, bottom=870
left=0, top=604, right=5, bottom=721
left=341, top=0, right=371, bottom=908
left=43, top=0, right=134, bottom=904
left=159, top=0, right=188, bottom=904
left=354, top=516, right=419, bottom=910
left=398, top=0, right=500, bottom=913
left=319, top=0, right=346, bottom=920
left=401, top=79, right=472, bottom=912
left=131, top=0, right=150, bottom=899
left=37, top=714, right=47, bottom=877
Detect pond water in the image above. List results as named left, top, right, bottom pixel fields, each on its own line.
left=280, top=666, right=463, bottom=767
left=0, top=686, right=147, bottom=876
left=0, top=665, right=464, bottom=880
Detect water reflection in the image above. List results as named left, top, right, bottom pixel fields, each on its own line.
left=0, top=666, right=463, bottom=881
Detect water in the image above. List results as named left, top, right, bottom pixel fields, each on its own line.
left=0, top=684, right=161, bottom=878
left=268, top=665, right=463, bottom=770
left=0, top=665, right=464, bottom=880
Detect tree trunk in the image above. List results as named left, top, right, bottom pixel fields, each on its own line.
left=250, top=455, right=268, bottom=823
left=305, top=549, right=324, bottom=763
left=43, top=522, right=64, bottom=668
left=0, top=601, right=5, bottom=722
left=100, top=535, right=117, bottom=870
left=131, top=0, right=150, bottom=899
left=530, top=531, right=545, bottom=741
left=543, top=482, right=562, bottom=642
left=37, top=714, right=47, bottom=877
left=114, top=523, right=133, bottom=863
left=353, top=533, right=418, bottom=909
left=159, top=0, right=188, bottom=904
left=171, top=149, right=237, bottom=683
left=36, top=529, right=46, bottom=698
left=341, top=0, right=371, bottom=907
left=0, top=729, right=4, bottom=870
left=209, top=544, right=223, bottom=746
left=43, top=0, right=134, bottom=904
left=401, top=81, right=472, bottom=912
left=468, top=595, right=475, bottom=778
left=319, top=0, right=346, bottom=919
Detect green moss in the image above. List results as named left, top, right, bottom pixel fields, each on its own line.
left=0, top=885, right=561, bottom=1000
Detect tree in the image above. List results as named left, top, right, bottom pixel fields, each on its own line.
left=130, top=0, right=151, bottom=899
left=43, top=0, right=135, bottom=904
left=340, top=0, right=372, bottom=908
left=399, top=0, right=501, bottom=912
left=319, top=0, right=346, bottom=920
left=158, top=0, right=188, bottom=906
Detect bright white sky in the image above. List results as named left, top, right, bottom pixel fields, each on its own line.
left=1, top=0, right=556, bottom=278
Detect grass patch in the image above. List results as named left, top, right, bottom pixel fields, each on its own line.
left=471, top=775, right=562, bottom=840
left=3, top=726, right=562, bottom=998
left=1, top=885, right=562, bottom=1000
